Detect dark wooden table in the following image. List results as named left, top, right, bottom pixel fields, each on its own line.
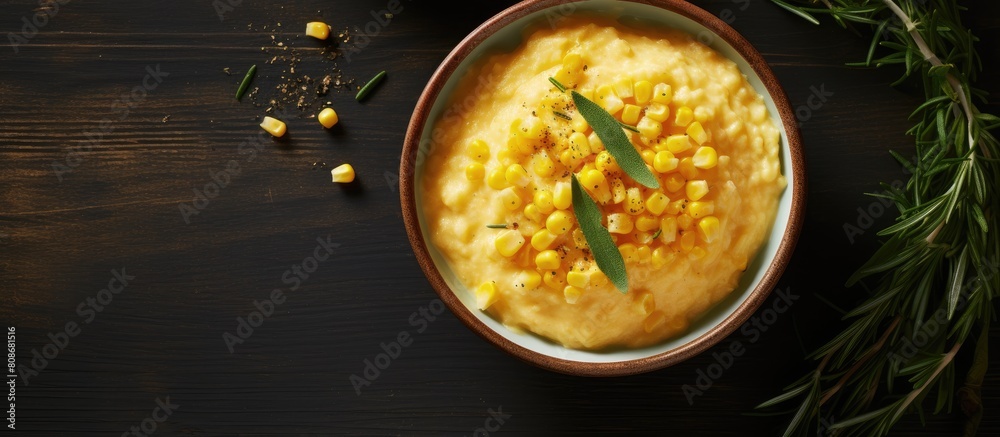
left=3, top=1, right=999, bottom=435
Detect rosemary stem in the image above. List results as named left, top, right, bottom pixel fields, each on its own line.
left=881, top=0, right=978, bottom=157
left=891, top=341, right=963, bottom=424
left=820, top=316, right=902, bottom=405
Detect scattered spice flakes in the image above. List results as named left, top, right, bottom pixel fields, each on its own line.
left=223, top=67, right=231, bottom=76
left=162, top=115, right=170, bottom=123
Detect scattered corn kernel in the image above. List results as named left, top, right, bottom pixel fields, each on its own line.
left=698, top=216, right=721, bottom=243
left=553, top=181, right=572, bottom=210
left=581, top=169, right=613, bottom=204
left=317, top=107, right=339, bottom=128
left=646, top=192, right=670, bottom=215
left=465, top=163, right=485, bottom=181
left=305, top=22, right=331, bottom=40
left=678, top=157, right=699, bottom=180
left=475, top=282, right=499, bottom=310
left=543, top=269, right=566, bottom=289
left=618, top=243, right=638, bottom=263
left=625, top=187, right=645, bottom=215
left=653, top=150, right=679, bottom=173
left=564, top=286, right=583, bottom=304
left=330, top=164, right=355, bottom=183
left=595, top=85, right=624, bottom=115
left=659, top=217, right=678, bottom=243
left=635, top=214, right=659, bottom=232
left=675, top=106, right=694, bottom=126
left=665, top=135, right=691, bottom=154
left=636, top=116, right=662, bottom=140
left=687, top=201, right=715, bottom=218
left=533, top=154, right=555, bottom=177
left=535, top=250, right=561, bottom=270
left=614, top=76, right=634, bottom=99
left=259, top=116, right=287, bottom=137
left=680, top=231, right=696, bottom=252
left=515, top=270, right=542, bottom=290
left=686, top=180, right=709, bottom=201
left=692, top=146, right=718, bottom=169
left=607, top=212, right=633, bottom=234
left=611, top=178, right=627, bottom=204
left=524, top=204, right=542, bottom=222
left=686, top=121, right=709, bottom=145
left=677, top=213, right=694, bottom=230
left=487, top=167, right=508, bottom=190
left=652, top=246, right=673, bottom=268
left=494, top=230, right=526, bottom=257
left=531, top=229, right=559, bottom=251
left=499, top=187, right=523, bottom=211
left=634, top=80, right=653, bottom=104
left=468, top=140, right=490, bottom=162
left=652, top=83, right=673, bottom=104
left=505, top=164, right=531, bottom=187
left=572, top=228, right=588, bottom=249
left=533, top=190, right=555, bottom=214
left=664, top=174, right=686, bottom=193
left=567, top=271, right=590, bottom=288
left=622, top=104, right=642, bottom=125
left=595, top=151, right=621, bottom=175
left=546, top=210, right=573, bottom=235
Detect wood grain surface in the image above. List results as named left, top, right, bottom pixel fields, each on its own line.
left=2, top=0, right=999, bottom=435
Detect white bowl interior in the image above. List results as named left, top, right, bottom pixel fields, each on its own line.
left=414, top=0, right=795, bottom=364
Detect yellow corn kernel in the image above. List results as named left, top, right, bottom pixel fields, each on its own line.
left=678, top=157, right=698, bottom=180
left=535, top=250, right=561, bottom=270
left=581, top=169, right=613, bottom=204
left=652, top=83, right=673, bottom=104
left=467, top=139, right=490, bottom=162
left=607, top=212, right=633, bottom=234
left=625, top=187, right=645, bottom=215
left=572, top=113, right=590, bottom=133
left=692, top=146, right=718, bottom=169
left=564, top=286, right=583, bottom=304
left=595, top=85, right=624, bottom=115
left=637, top=292, right=656, bottom=315
left=330, top=164, right=355, bottom=183
left=595, top=151, right=621, bottom=176
left=635, top=214, right=659, bottom=232
left=642, top=311, right=665, bottom=333
left=317, top=107, right=339, bottom=128
left=634, top=80, right=653, bottom=104
left=659, top=217, right=678, bottom=243
left=641, top=150, right=656, bottom=166
left=636, top=117, right=662, bottom=140
left=686, top=180, right=709, bottom=201
left=499, top=187, right=522, bottom=211
left=516, top=116, right=545, bottom=141
left=563, top=53, right=584, bottom=72
left=533, top=154, right=555, bottom=177
left=577, top=87, right=594, bottom=101
left=515, top=270, right=542, bottom=290
left=688, top=201, right=715, bottom=218
left=614, top=76, right=634, bottom=99
left=305, top=22, right=330, bottom=40
left=665, top=174, right=686, bottom=193
left=618, top=243, right=638, bottom=263
left=689, top=246, right=708, bottom=260
left=524, top=204, right=542, bottom=222
left=465, top=162, right=485, bottom=181
left=546, top=210, right=573, bottom=235
left=505, top=164, right=530, bottom=188
left=475, top=282, right=499, bottom=310
left=646, top=192, right=670, bottom=216
left=589, top=269, right=609, bottom=287
left=553, top=181, right=572, bottom=210
left=698, top=216, right=721, bottom=243
left=686, top=121, right=709, bottom=145
left=487, top=167, right=507, bottom=190
left=572, top=228, right=588, bottom=249
left=653, top=150, right=679, bottom=173
left=651, top=246, right=673, bottom=269
left=494, top=230, right=525, bottom=258
left=587, top=132, right=605, bottom=153
left=541, top=270, right=565, bottom=289
left=567, top=271, right=590, bottom=288
left=553, top=68, right=574, bottom=88
left=259, top=116, right=287, bottom=137
left=497, top=146, right=516, bottom=166
left=637, top=245, right=652, bottom=264
left=531, top=229, right=559, bottom=251
left=610, top=178, right=627, bottom=204
left=675, top=106, right=694, bottom=126
left=533, top=190, right=555, bottom=214
left=622, top=104, right=642, bottom=126
left=677, top=213, right=694, bottom=230
left=680, top=231, right=696, bottom=252
left=645, top=103, right=670, bottom=123
left=665, top=135, right=691, bottom=154
left=569, top=131, right=591, bottom=158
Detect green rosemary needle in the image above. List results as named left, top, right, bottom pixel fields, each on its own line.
left=236, top=64, right=256, bottom=101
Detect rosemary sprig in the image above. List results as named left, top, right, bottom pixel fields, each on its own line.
left=759, top=1, right=1000, bottom=436
left=236, top=64, right=256, bottom=100
left=356, top=70, right=386, bottom=102
left=486, top=224, right=508, bottom=229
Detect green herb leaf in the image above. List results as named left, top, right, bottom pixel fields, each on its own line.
left=571, top=91, right=659, bottom=189
left=548, top=77, right=567, bottom=93
left=356, top=70, right=387, bottom=102
left=486, top=224, right=508, bottom=229
left=236, top=64, right=257, bottom=101
left=571, top=174, right=627, bottom=293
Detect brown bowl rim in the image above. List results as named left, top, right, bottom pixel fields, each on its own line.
left=400, top=0, right=806, bottom=377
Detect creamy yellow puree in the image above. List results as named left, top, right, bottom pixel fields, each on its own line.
left=421, top=18, right=785, bottom=349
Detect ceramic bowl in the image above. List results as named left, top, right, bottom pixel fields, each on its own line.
left=400, top=0, right=806, bottom=376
